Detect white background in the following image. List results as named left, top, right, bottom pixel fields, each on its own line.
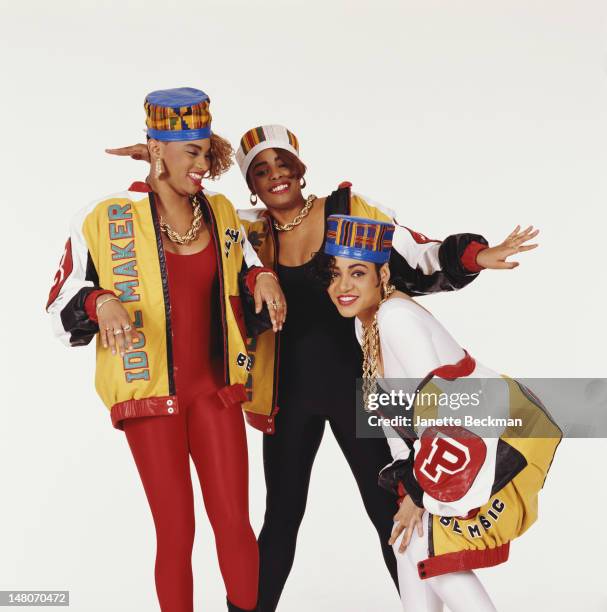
left=2, top=1, right=607, bottom=610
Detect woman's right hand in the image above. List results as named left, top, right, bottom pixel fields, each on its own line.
left=96, top=296, right=140, bottom=356
left=105, top=144, right=150, bottom=162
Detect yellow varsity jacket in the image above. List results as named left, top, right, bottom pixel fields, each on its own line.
left=47, top=181, right=271, bottom=430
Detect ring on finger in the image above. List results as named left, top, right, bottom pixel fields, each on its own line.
left=113, top=328, right=124, bottom=335
left=123, top=324, right=132, bottom=331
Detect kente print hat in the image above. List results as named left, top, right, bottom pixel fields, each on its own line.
left=144, top=87, right=212, bottom=141
left=236, top=125, right=300, bottom=178
left=324, top=215, right=395, bottom=264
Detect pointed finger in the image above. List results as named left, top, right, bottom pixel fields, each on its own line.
left=105, top=147, right=136, bottom=156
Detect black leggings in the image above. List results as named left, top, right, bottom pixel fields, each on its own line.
left=257, top=398, right=399, bottom=611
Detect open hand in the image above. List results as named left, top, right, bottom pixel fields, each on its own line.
left=477, top=225, right=539, bottom=270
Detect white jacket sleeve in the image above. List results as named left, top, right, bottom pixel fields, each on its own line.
left=378, top=301, right=497, bottom=516
left=46, top=207, right=101, bottom=347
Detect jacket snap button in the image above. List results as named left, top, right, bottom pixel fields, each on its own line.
left=266, top=428, right=272, bottom=433
left=419, top=563, right=425, bottom=569
left=267, top=418, right=272, bottom=423
left=168, top=407, right=174, bottom=414
left=167, top=399, right=173, bottom=406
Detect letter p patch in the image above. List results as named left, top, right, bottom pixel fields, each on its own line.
left=414, top=426, right=486, bottom=502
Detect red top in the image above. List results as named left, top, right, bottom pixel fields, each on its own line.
left=165, top=238, right=224, bottom=406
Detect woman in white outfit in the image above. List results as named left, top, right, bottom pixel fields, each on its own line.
left=320, top=214, right=561, bottom=612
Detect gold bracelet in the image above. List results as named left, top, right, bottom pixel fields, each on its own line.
left=96, top=295, right=120, bottom=315
left=256, top=271, right=277, bottom=282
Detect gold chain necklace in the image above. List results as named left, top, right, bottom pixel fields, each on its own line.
left=160, top=194, right=203, bottom=245
left=273, top=194, right=317, bottom=232
left=361, top=283, right=396, bottom=411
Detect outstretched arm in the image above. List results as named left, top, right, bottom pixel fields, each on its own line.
left=352, top=190, right=538, bottom=295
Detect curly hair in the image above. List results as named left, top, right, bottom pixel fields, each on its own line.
left=207, top=133, right=234, bottom=180
left=245, top=148, right=307, bottom=192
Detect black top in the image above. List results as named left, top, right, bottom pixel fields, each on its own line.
left=277, top=258, right=362, bottom=411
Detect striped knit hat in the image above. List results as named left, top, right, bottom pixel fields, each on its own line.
left=324, top=215, right=395, bottom=264
left=144, top=87, right=212, bottom=141
left=236, top=125, right=300, bottom=178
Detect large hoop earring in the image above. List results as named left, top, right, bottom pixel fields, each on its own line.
left=155, top=158, right=164, bottom=179
left=250, top=193, right=258, bottom=206
left=300, top=177, right=306, bottom=189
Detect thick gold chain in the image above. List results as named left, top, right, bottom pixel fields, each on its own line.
left=361, top=283, right=396, bottom=411
left=160, top=194, right=203, bottom=245
left=273, top=194, right=317, bottom=232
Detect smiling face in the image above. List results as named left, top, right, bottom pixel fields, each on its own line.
left=149, top=138, right=212, bottom=195
left=247, top=148, right=305, bottom=210
left=327, top=256, right=390, bottom=320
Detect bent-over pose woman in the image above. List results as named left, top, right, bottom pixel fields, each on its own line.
left=322, top=214, right=561, bottom=611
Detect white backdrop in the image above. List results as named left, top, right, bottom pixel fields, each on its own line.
left=1, top=1, right=606, bottom=610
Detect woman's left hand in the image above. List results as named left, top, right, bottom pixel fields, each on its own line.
left=476, top=225, right=539, bottom=270
left=389, top=495, right=425, bottom=554
left=254, top=274, right=287, bottom=332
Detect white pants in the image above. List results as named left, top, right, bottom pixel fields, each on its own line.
left=394, top=514, right=498, bottom=612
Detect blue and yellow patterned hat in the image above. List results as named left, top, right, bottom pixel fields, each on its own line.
left=325, top=215, right=395, bottom=264
left=144, top=87, right=212, bottom=141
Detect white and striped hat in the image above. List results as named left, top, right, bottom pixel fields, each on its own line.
left=235, top=125, right=300, bottom=178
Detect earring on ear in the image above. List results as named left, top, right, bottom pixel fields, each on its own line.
left=300, top=177, right=307, bottom=189
left=381, top=280, right=396, bottom=302
left=155, top=157, right=164, bottom=179
left=250, top=193, right=258, bottom=206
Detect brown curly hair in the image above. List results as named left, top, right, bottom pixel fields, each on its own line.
left=245, top=148, right=307, bottom=192
left=207, top=133, right=234, bottom=180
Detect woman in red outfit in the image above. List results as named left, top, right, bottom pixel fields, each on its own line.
left=47, top=88, right=285, bottom=612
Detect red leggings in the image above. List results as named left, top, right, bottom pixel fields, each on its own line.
left=123, top=388, right=259, bottom=611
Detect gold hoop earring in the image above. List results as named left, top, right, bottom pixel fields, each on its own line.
left=250, top=193, right=258, bottom=206
left=155, top=158, right=164, bottom=179
left=381, top=280, right=396, bottom=302
left=300, top=177, right=306, bottom=189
